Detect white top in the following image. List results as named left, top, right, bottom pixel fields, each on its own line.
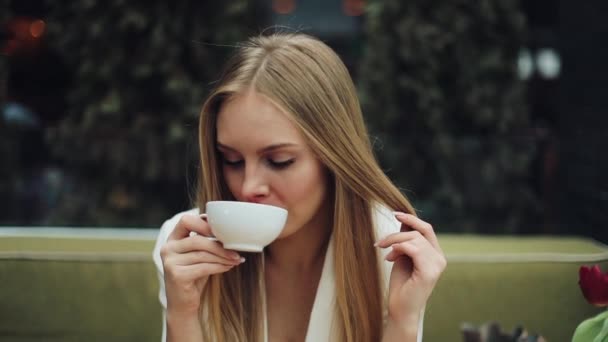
left=153, top=206, right=424, bottom=341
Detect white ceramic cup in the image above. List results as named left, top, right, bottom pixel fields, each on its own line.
left=205, top=201, right=288, bottom=252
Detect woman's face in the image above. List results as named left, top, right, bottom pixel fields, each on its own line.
left=216, top=90, right=330, bottom=239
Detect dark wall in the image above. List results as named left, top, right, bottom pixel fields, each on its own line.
left=557, top=1, right=608, bottom=242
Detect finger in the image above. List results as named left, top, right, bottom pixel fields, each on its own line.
left=384, top=239, right=433, bottom=262
left=168, top=250, right=245, bottom=267
left=171, top=235, right=242, bottom=261
left=393, top=212, right=441, bottom=252
left=174, top=263, right=235, bottom=282
left=375, top=231, right=421, bottom=248
left=168, top=214, right=214, bottom=241
left=389, top=240, right=428, bottom=266
left=196, top=214, right=219, bottom=241
left=384, top=248, right=401, bottom=262
left=189, top=263, right=236, bottom=279
left=390, top=240, right=447, bottom=279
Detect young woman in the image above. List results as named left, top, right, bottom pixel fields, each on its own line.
left=153, top=33, right=446, bottom=342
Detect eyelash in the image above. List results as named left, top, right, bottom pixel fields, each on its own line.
left=222, top=158, right=295, bottom=170
left=268, top=159, right=295, bottom=169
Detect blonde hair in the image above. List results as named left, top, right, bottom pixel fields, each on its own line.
left=197, top=32, right=416, bottom=342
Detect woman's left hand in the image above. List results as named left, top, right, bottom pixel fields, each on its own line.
left=376, top=212, right=447, bottom=323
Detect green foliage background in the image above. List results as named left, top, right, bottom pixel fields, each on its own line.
left=359, top=0, right=539, bottom=233
left=1, top=0, right=540, bottom=233
left=41, top=1, right=261, bottom=226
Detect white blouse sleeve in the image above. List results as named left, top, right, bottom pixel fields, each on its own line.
left=373, top=205, right=425, bottom=342
left=152, top=208, right=200, bottom=342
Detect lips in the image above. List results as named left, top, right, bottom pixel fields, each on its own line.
left=579, top=265, right=608, bottom=307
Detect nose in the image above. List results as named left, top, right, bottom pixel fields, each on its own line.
left=240, top=164, right=270, bottom=203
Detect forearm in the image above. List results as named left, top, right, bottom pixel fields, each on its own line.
left=382, top=315, right=420, bottom=342
left=166, top=311, right=204, bottom=342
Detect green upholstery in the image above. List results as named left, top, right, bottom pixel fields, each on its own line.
left=1, top=231, right=607, bottom=341
left=0, top=236, right=159, bottom=342
left=426, top=234, right=608, bottom=341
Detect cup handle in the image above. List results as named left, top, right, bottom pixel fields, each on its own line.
left=195, top=213, right=218, bottom=241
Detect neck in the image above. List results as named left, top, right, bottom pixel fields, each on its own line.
left=265, top=205, right=332, bottom=274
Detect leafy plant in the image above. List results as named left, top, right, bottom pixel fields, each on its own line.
left=359, top=0, right=539, bottom=233
left=40, top=0, right=262, bottom=226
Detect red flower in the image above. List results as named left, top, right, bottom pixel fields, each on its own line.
left=579, top=265, right=608, bottom=307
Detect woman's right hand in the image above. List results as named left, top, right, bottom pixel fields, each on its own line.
left=160, top=214, right=245, bottom=316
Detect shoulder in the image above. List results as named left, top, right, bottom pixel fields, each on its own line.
left=371, top=204, right=400, bottom=291
left=372, top=203, right=401, bottom=238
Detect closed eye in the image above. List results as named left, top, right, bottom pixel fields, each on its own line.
left=267, top=158, right=295, bottom=170
left=222, top=158, right=243, bottom=168
left=219, top=155, right=294, bottom=170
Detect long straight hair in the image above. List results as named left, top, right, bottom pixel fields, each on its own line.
left=197, top=33, right=416, bottom=342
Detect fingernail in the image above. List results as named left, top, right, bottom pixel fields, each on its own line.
left=231, top=253, right=241, bottom=260
left=239, top=257, right=246, bottom=263
left=393, top=211, right=406, bottom=217
left=373, top=241, right=380, bottom=247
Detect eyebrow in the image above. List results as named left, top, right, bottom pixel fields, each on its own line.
left=216, top=142, right=298, bottom=154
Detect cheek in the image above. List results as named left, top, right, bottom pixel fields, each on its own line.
left=222, top=169, right=242, bottom=197
left=281, top=172, right=324, bottom=203
left=278, top=163, right=328, bottom=233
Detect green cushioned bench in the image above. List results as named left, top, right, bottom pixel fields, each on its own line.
left=426, top=235, right=608, bottom=341
left=1, top=229, right=607, bottom=341
left=0, top=229, right=160, bottom=342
